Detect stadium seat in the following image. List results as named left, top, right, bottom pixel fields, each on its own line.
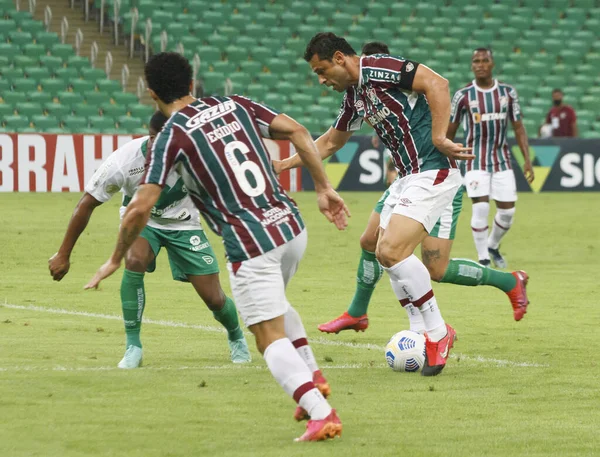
left=128, top=103, right=154, bottom=120
left=118, top=116, right=143, bottom=131
left=100, top=103, right=124, bottom=119
left=62, top=115, right=88, bottom=132
left=89, top=115, right=117, bottom=132
left=66, top=56, right=90, bottom=70
left=58, top=92, right=84, bottom=106
left=0, top=104, right=15, bottom=117
left=45, top=103, right=71, bottom=118
left=73, top=104, right=99, bottom=118
left=31, top=115, right=59, bottom=131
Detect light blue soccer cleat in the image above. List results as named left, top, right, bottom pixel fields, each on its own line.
left=228, top=337, right=251, bottom=364
left=118, top=345, right=143, bottom=369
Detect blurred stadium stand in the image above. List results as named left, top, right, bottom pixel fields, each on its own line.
left=1, top=0, right=599, bottom=137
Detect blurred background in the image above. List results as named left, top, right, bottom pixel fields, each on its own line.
left=0, top=0, right=599, bottom=137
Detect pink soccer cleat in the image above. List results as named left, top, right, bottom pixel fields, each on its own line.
left=506, top=270, right=530, bottom=321
left=295, top=409, right=342, bottom=442
left=317, top=312, right=368, bottom=334
left=421, top=324, right=457, bottom=377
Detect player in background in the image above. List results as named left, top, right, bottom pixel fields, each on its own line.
left=448, top=48, right=535, bottom=268
left=85, top=52, right=350, bottom=441
left=49, top=111, right=251, bottom=368
left=293, top=32, right=472, bottom=377
left=276, top=40, right=531, bottom=337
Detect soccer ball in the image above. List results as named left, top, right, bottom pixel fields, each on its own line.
left=385, top=330, right=426, bottom=372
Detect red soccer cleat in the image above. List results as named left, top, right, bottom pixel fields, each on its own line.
left=317, top=312, right=368, bottom=334
left=421, top=324, right=457, bottom=377
left=294, top=371, right=331, bottom=422
left=295, top=409, right=342, bottom=442
left=506, top=270, right=530, bottom=321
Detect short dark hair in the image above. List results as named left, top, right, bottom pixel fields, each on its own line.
left=472, top=47, right=493, bottom=59
left=552, top=88, right=563, bottom=94
left=361, top=41, right=390, bottom=55
left=304, top=32, right=356, bottom=62
left=149, top=110, right=168, bottom=133
left=144, top=52, right=192, bottom=104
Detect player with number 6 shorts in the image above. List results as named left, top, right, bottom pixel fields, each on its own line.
left=86, top=52, right=350, bottom=442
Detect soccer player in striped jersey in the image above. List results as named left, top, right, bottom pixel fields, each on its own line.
left=277, top=40, right=531, bottom=339
left=86, top=52, right=349, bottom=442
left=297, top=32, right=473, bottom=377
left=448, top=48, right=535, bottom=268
left=50, top=111, right=251, bottom=368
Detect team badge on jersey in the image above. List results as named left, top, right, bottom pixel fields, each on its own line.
left=405, top=62, right=415, bottom=72
left=366, top=87, right=379, bottom=104
left=499, top=96, right=508, bottom=108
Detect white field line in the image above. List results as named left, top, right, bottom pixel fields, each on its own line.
left=1, top=303, right=548, bottom=368
left=0, top=363, right=379, bottom=373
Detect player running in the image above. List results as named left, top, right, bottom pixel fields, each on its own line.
left=86, top=52, right=349, bottom=441
left=49, top=111, right=251, bottom=368
left=448, top=48, right=535, bottom=267
left=292, top=32, right=473, bottom=376
left=276, top=41, right=531, bottom=335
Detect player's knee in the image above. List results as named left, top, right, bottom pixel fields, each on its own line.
left=359, top=231, right=377, bottom=252
left=376, top=239, right=410, bottom=268
left=124, top=256, right=147, bottom=273
left=201, top=290, right=226, bottom=311
left=425, top=261, right=446, bottom=282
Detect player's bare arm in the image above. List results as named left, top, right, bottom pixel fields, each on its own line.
left=269, top=114, right=350, bottom=230
left=49, top=192, right=103, bottom=281
left=274, top=127, right=353, bottom=173
left=411, top=65, right=474, bottom=161
left=85, top=184, right=162, bottom=289
left=446, top=121, right=461, bottom=142
left=512, top=120, right=535, bottom=183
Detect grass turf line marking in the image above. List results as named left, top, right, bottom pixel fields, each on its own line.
left=0, top=363, right=382, bottom=373
left=1, top=303, right=548, bottom=368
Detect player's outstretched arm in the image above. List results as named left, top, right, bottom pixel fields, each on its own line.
left=512, top=120, right=535, bottom=183
left=273, top=125, right=352, bottom=174
left=85, top=184, right=162, bottom=289
left=412, top=66, right=474, bottom=161
left=268, top=114, right=350, bottom=230
left=49, top=193, right=103, bottom=281
left=446, top=121, right=461, bottom=142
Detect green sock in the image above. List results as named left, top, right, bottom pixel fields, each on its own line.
left=440, top=258, right=517, bottom=292
left=213, top=296, right=244, bottom=342
left=120, top=269, right=145, bottom=348
left=347, top=249, right=384, bottom=317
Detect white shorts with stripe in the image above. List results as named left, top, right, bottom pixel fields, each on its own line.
left=464, top=169, right=518, bottom=202
left=380, top=169, right=462, bottom=234
left=226, top=229, right=307, bottom=327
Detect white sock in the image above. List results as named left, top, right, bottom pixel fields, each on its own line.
left=404, top=304, right=426, bottom=334
left=471, top=201, right=490, bottom=261
left=263, top=338, right=331, bottom=420
left=284, top=306, right=319, bottom=373
left=385, top=255, right=446, bottom=342
left=488, top=207, right=515, bottom=249
left=398, top=291, right=426, bottom=333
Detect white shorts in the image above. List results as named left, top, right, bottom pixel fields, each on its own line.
left=464, top=169, right=518, bottom=202
left=380, top=168, right=462, bottom=233
left=226, top=229, right=307, bottom=327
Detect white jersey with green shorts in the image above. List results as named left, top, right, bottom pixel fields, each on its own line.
left=85, top=136, right=219, bottom=281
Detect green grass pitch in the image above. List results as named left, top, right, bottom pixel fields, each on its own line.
left=1, top=192, right=599, bottom=457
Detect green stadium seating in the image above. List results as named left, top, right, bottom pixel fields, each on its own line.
left=31, top=115, right=59, bottom=131
left=45, top=103, right=72, bottom=119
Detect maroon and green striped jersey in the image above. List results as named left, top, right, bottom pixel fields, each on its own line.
left=333, top=54, right=456, bottom=178
left=143, top=95, right=305, bottom=262
left=450, top=80, right=521, bottom=172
